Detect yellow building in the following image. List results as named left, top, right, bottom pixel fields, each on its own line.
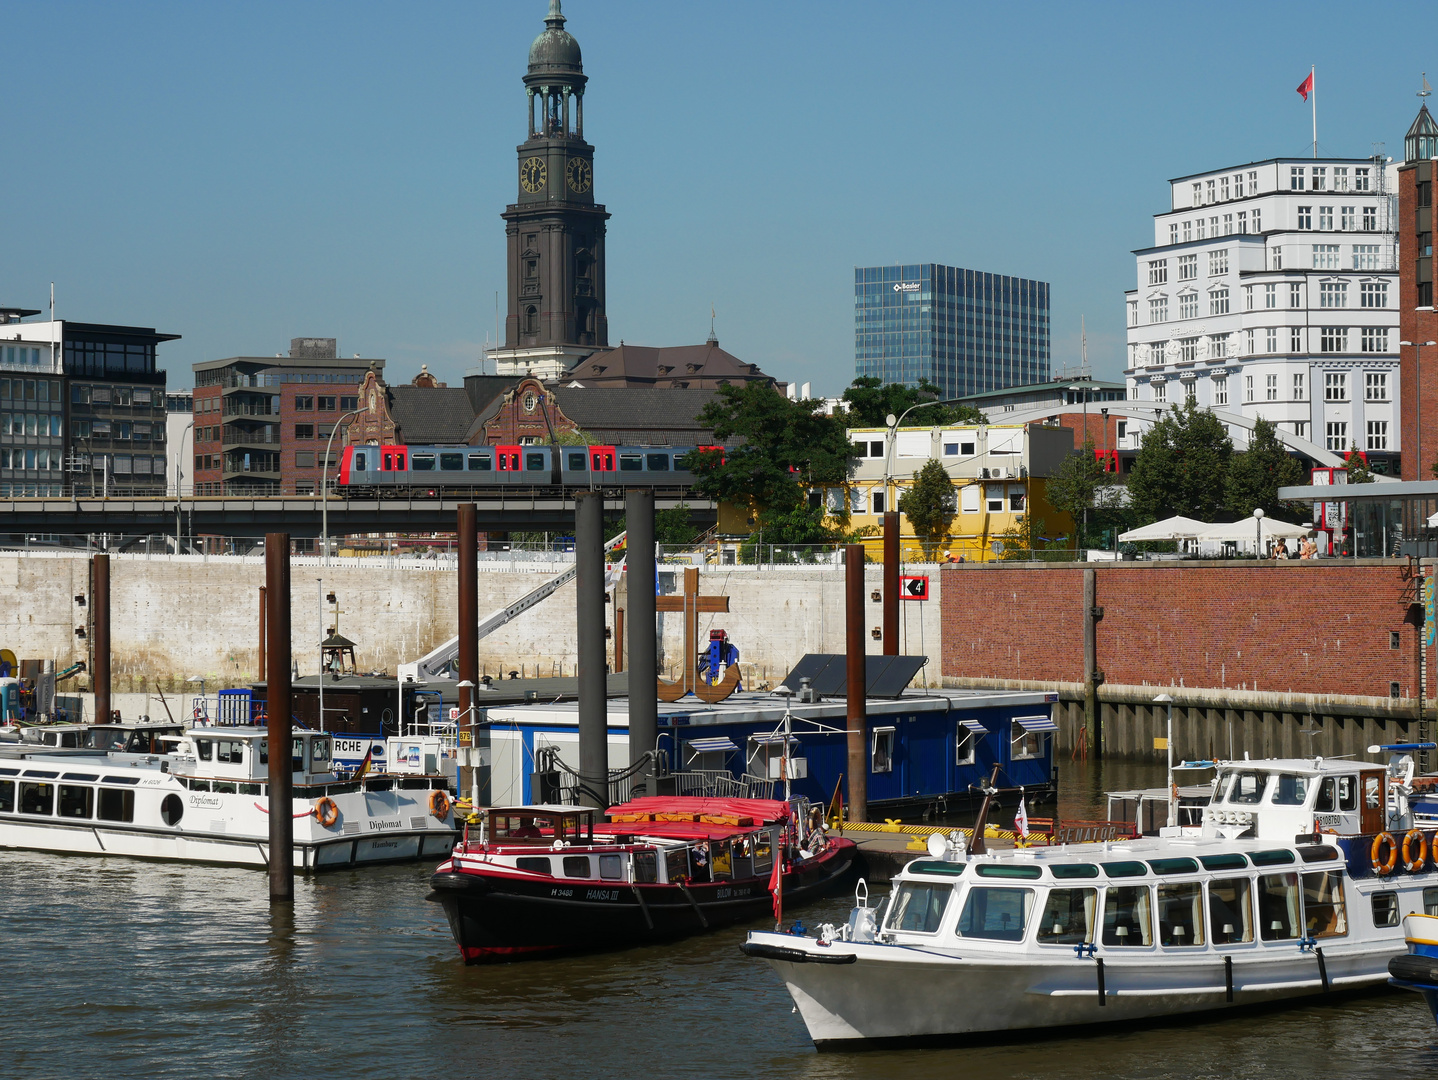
left=835, top=423, right=1078, bottom=562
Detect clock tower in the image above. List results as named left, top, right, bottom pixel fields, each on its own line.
left=490, top=0, right=610, bottom=379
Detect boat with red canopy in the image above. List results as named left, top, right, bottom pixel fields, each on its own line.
left=427, top=795, right=858, bottom=963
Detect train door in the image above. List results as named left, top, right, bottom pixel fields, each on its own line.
left=380, top=445, right=407, bottom=486
left=494, top=445, right=522, bottom=481
left=589, top=445, right=616, bottom=474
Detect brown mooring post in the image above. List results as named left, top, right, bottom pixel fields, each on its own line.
left=265, top=534, right=294, bottom=903
left=882, top=512, right=899, bottom=656
left=457, top=503, right=478, bottom=797
left=845, top=544, right=868, bottom=824
left=257, top=586, right=267, bottom=681
left=92, top=553, right=110, bottom=724
left=626, top=488, right=657, bottom=787
left=576, top=493, right=608, bottom=807
left=1084, top=568, right=1103, bottom=758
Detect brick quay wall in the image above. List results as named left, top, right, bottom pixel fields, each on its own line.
left=941, top=559, right=1428, bottom=761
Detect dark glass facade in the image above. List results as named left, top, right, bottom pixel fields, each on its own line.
left=854, top=264, right=1050, bottom=398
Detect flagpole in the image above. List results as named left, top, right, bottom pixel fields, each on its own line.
left=1311, top=65, right=1317, bottom=159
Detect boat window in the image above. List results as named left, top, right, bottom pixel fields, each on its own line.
left=1422, top=888, right=1438, bottom=916
left=753, top=835, right=773, bottom=876
left=354, top=452, right=367, bottom=471
left=310, top=739, right=331, bottom=767
left=1209, top=877, right=1254, bottom=943
left=215, top=740, right=244, bottom=765
left=665, top=847, right=691, bottom=882
left=1226, top=771, right=1267, bottom=804
left=412, top=453, right=436, bottom=471
left=189, top=780, right=211, bottom=792
left=884, top=882, right=952, bottom=934
left=563, top=856, right=591, bottom=878
left=956, top=886, right=1033, bottom=941
left=62, top=772, right=99, bottom=782
left=257, top=740, right=267, bottom=765
left=1314, top=777, right=1336, bottom=812
left=525, top=452, right=547, bottom=471
left=97, top=788, right=135, bottom=823
left=567, top=452, right=586, bottom=471
left=1364, top=774, right=1382, bottom=809
left=619, top=454, right=643, bottom=471
left=1102, top=885, right=1153, bottom=946
left=633, top=850, right=658, bottom=884
left=1257, top=873, right=1301, bottom=940
left=646, top=453, right=670, bottom=471
left=439, top=453, right=464, bottom=471
left=101, top=775, right=140, bottom=786
left=1036, top=887, right=1096, bottom=944
left=58, top=785, right=93, bottom=819
left=1050, top=864, right=1099, bottom=879
left=1337, top=775, right=1357, bottom=811
left=0, top=767, right=17, bottom=776
left=955, top=725, right=977, bottom=765
left=1010, top=721, right=1044, bottom=760
left=1199, top=853, right=1248, bottom=871
left=159, top=793, right=184, bottom=826
left=599, top=855, right=624, bottom=881
left=212, top=782, right=237, bottom=794
left=871, top=728, right=895, bottom=774
left=907, top=861, right=965, bottom=876
left=292, top=739, right=304, bottom=773
left=1157, top=882, right=1205, bottom=946
left=515, top=856, right=551, bottom=875
left=21, top=770, right=58, bottom=779
left=18, top=782, right=53, bottom=815
left=1249, top=849, right=1295, bottom=866
left=1299, top=845, right=1340, bottom=863
left=975, top=864, right=1042, bottom=880
left=1102, top=861, right=1147, bottom=878
left=1271, top=774, right=1309, bottom=805
left=195, top=738, right=213, bottom=762
left=1302, top=870, right=1347, bottom=938
left=1146, top=858, right=1199, bottom=875
left=468, top=453, right=492, bottom=472
left=0, top=779, right=12, bottom=812
left=1371, top=891, right=1399, bottom=928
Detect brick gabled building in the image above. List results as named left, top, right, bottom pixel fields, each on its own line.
left=562, top=337, right=780, bottom=391
left=1399, top=102, right=1438, bottom=479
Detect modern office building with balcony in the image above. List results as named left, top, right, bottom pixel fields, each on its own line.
left=854, top=264, right=1050, bottom=399
left=0, top=306, right=177, bottom=496
left=1124, top=156, right=1401, bottom=471
left=191, top=339, right=384, bottom=496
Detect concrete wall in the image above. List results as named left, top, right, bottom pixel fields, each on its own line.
left=5, top=551, right=943, bottom=700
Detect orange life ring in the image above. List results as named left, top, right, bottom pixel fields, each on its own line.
left=314, top=796, right=339, bottom=828
left=429, top=790, right=451, bottom=820
left=1403, top=828, right=1428, bottom=873
left=1371, top=831, right=1399, bottom=876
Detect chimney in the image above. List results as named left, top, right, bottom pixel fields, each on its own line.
left=289, top=338, right=338, bottom=359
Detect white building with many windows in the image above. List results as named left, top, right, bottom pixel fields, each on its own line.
left=1124, top=157, right=1401, bottom=472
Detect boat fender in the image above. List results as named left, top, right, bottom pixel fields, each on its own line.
left=314, top=796, right=339, bottom=828
left=1371, top=831, right=1399, bottom=876
left=1403, top=829, right=1428, bottom=873
left=430, top=790, right=451, bottom=820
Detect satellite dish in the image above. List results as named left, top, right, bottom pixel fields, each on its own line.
left=926, top=833, right=948, bottom=858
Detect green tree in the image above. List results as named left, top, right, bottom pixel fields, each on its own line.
left=1043, top=439, right=1119, bottom=548
left=898, top=459, right=956, bottom=559
left=1344, top=445, right=1376, bottom=484
left=655, top=503, right=698, bottom=545
left=1224, top=416, right=1303, bottom=519
left=1127, top=400, right=1234, bottom=523
left=993, top=514, right=1062, bottom=561
left=684, top=383, right=853, bottom=537
left=840, top=377, right=987, bottom=428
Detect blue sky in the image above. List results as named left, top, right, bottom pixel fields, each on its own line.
left=1, top=1, right=1431, bottom=395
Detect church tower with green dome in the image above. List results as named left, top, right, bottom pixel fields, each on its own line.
left=491, top=0, right=610, bottom=378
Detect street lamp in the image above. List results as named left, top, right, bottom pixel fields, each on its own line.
left=1401, top=340, right=1437, bottom=480
left=882, top=399, right=954, bottom=521
left=1252, top=507, right=1265, bottom=558
left=320, top=409, right=362, bottom=567
left=174, top=419, right=194, bottom=553
left=1155, top=693, right=1175, bottom=828
left=1069, top=383, right=1092, bottom=550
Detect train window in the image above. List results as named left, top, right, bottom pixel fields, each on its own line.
left=353, top=452, right=367, bottom=471
left=567, top=452, right=587, bottom=471
left=525, top=452, right=547, bottom=471
left=468, top=453, right=491, bottom=472
left=383, top=453, right=393, bottom=471
left=412, top=454, right=436, bottom=472
left=619, top=454, right=643, bottom=471
left=439, top=453, right=463, bottom=471
left=646, top=453, right=670, bottom=471
left=395, top=453, right=406, bottom=470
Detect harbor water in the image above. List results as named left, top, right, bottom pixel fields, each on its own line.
left=4, top=759, right=1438, bottom=1079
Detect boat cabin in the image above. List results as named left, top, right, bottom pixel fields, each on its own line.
left=1199, top=754, right=1405, bottom=841
left=166, top=727, right=338, bottom=786
left=487, top=805, right=596, bottom=846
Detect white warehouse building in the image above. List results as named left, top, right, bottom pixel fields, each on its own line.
left=1124, top=156, right=1401, bottom=473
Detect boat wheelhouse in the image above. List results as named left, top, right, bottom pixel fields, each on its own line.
left=743, top=747, right=1438, bottom=1047
left=0, top=725, right=457, bottom=869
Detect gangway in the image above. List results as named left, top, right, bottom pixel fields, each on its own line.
left=397, top=531, right=627, bottom=683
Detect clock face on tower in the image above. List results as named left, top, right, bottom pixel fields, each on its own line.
left=565, top=157, right=592, bottom=194
left=520, top=157, right=547, bottom=194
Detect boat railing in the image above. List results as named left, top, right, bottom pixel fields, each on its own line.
left=659, top=770, right=775, bottom=800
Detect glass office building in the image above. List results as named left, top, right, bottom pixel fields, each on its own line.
left=854, top=264, right=1050, bottom=398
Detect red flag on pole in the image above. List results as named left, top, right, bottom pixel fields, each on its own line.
left=769, top=846, right=783, bottom=926
left=1296, top=72, right=1313, bottom=101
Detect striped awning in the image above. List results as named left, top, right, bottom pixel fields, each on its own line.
left=686, top=737, right=738, bottom=754
left=1014, top=715, right=1059, bottom=733
left=959, top=719, right=988, bottom=734
left=749, top=734, right=801, bottom=746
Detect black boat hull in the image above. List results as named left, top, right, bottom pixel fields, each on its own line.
left=427, top=839, right=859, bottom=963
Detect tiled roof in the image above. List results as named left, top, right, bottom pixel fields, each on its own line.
left=553, top=388, right=719, bottom=444
left=567, top=340, right=775, bottom=389
left=388, top=386, right=476, bottom=444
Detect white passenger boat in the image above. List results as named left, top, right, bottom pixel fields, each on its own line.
left=0, top=726, right=458, bottom=869
left=744, top=745, right=1438, bottom=1047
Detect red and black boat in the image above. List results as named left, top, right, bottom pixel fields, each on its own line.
left=427, top=796, right=858, bottom=964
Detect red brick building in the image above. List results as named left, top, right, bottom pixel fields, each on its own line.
left=1399, top=103, right=1438, bottom=480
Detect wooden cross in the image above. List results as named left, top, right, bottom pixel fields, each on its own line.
left=655, top=567, right=739, bottom=702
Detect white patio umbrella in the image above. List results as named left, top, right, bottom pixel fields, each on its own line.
left=1195, top=517, right=1309, bottom=543
left=1117, top=516, right=1211, bottom=542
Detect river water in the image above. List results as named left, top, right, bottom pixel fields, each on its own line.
left=4, top=759, right=1438, bottom=1080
